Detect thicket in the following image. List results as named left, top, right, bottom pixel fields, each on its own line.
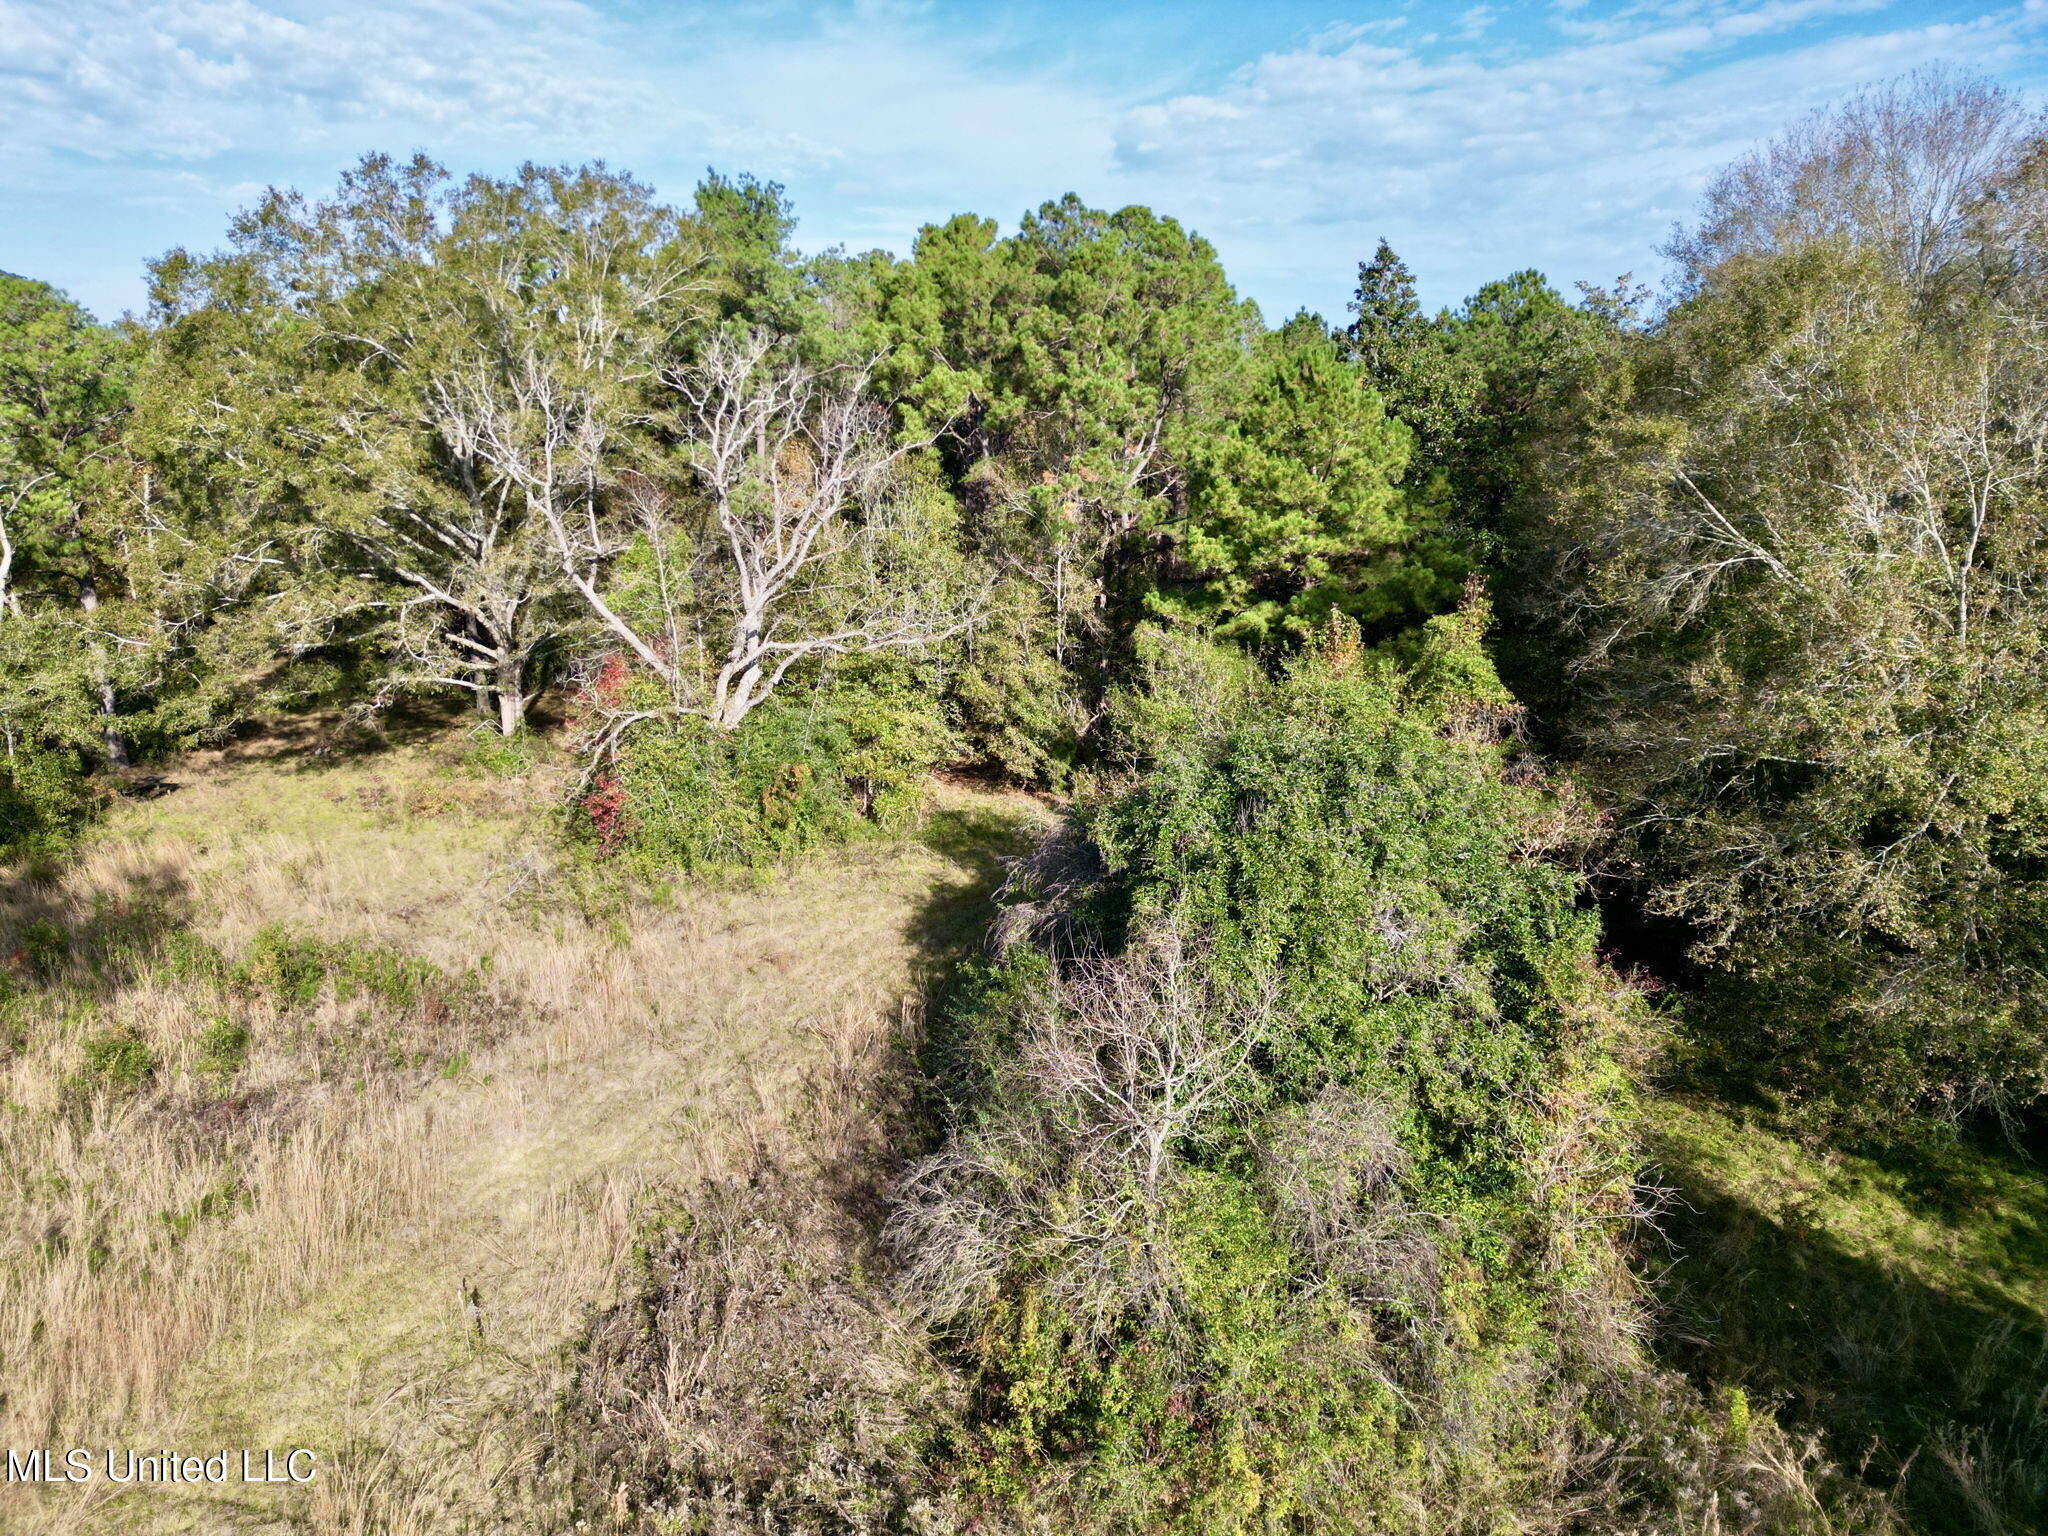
left=573, top=652, right=954, bottom=870
left=1536, top=70, right=2048, bottom=1134
left=888, top=606, right=1641, bottom=1528
left=875, top=606, right=1909, bottom=1534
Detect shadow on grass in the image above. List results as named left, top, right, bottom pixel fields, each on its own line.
left=0, top=858, right=198, bottom=1000
left=210, top=696, right=475, bottom=773
left=1649, top=1121, right=2048, bottom=1534
left=548, top=799, right=1052, bottom=1528
left=900, top=801, right=1040, bottom=979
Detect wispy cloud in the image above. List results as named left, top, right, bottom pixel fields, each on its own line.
left=1457, top=7, right=1500, bottom=42
left=0, top=0, right=636, bottom=174
left=1111, top=0, right=2048, bottom=311
left=2, top=0, right=2044, bottom=321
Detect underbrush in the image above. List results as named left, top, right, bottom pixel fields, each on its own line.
left=870, top=615, right=1888, bottom=1534
left=0, top=744, right=99, bottom=862
left=552, top=973, right=967, bottom=1535
left=571, top=656, right=957, bottom=874
left=560, top=1157, right=963, bottom=1534
left=550, top=612, right=1905, bottom=1536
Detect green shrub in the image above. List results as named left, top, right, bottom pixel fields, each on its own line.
left=13, top=916, right=71, bottom=981
left=582, top=664, right=955, bottom=872
left=227, top=925, right=456, bottom=1017
left=944, top=579, right=1075, bottom=787
left=193, top=1015, right=250, bottom=1081
left=830, top=655, right=958, bottom=821
left=0, top=747, right=97, bottom=859
left=241, top=924, right=330, bottom=1007
left=459, top=726, right=544, bottom=778
left=890, top=603, right=1662, bottom=1530
left=329, top=944, right=441, bottom=1010
left=593, top=703, right=857, bottom=870
left=77, top=1025, right=157, bottom=1093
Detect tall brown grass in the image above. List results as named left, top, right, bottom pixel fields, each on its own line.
left=0, top=726, right=1033, bottom=1534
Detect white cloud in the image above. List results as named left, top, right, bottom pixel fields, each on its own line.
left=2, top=0, right=2045, bottom=321
left=0, top=0, right=1117, bottom=238
left=0, top=0, right=1121, bottom=312
left=1457, top=7, right=1498, bottom=42
left=0, top=0, right=638, bottom=177
left=1109, top=1, right=2048, bottom=310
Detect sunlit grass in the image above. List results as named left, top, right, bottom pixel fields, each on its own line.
left=0, top=714, right=1040, bottom=1534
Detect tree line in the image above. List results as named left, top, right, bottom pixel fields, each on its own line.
left=6, top=66, right=2043, bottom=1140
left=4, top=64, right=2046, bottom=1529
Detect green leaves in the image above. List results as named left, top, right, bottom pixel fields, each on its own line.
left=1547, top=109, right=2048, bottom=1129
left=0, top=275, right=150, bottom=847
left=894, top=606, right=1644, bottom=1528
left=1168, top=324, right=1458, bottom=643
left=140, top=155, right=700, bottom=734
left=869, top=197, right=1261, bottom=762
left=873, top=201, right=1476, bottom=775
left=0, top=273, right=130, bottom=607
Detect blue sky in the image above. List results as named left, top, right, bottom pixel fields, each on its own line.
left=4, top=0, right=2044, bottom=324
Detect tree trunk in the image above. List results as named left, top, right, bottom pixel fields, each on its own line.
left=470, top=617, right=494, bottom=718
left=76, top=572, right=129, bottom=769
left=494, top=657, right=527, bottom=737
left=99, top=678, right=129, bottom=769
left=712, top=615, right=763, bottom=731
left=711, top=689, right=751, bottom=731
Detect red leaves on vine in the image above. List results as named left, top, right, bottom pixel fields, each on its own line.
left=581, top=769, right=631, bottom=857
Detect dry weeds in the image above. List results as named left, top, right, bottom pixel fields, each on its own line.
left=0, top=722, right=1039, bottom=1534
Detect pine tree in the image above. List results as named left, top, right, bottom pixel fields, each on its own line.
left=1346, top=238, right=1424, bottom=386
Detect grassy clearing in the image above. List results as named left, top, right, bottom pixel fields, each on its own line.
left=1650, top=1099, right=2048, bottom=1533
left=0, top=713, right=1044, bottom=1535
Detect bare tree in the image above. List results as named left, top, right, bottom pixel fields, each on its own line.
left=1257, top=1084, right=1439, bottom=1309
left=1028, top=930, right=1270, bottom=1207
left=150, top=156, right=699, bottom=736
left=0, top=472, right=47, bottom=619
left=888, top=928, right=1271, bottom=1343
left=432, top=337, right=624, bottom=734
left=546, top=329, right=981, bottom=737
left=1670, top=67, right=2041, bottom=295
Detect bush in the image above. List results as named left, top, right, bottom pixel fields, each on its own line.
left=829, top=654, right=958, bottom=821
left=241, top=924, right=331, bottom=1008
left=886, top=605, right=1683, bottom=1531
left=193, top=1015, right=250, bottom=1082
left=458, top=725, right=544, bottom=778
left=594, top=702, right=860, bottom=871
left=232, top=923, right=445, bottom=1012
left=579, top=660, right=956, bottom=872
left=945, top=578, right=1078, bottom=787
left=0, top=746, right=97, bottom=860
left=77, top=1025, right=157, bottom=1094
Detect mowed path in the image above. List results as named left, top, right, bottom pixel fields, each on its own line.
left=21, top=734, right=1035, bottom=1535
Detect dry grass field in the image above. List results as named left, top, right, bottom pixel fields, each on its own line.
left=0, top=715, right=1042, bottom=1535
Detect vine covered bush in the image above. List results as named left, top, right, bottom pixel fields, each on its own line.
left=573, top=652, right=956, bottom=872
left=885, top=606, right=1698, bottom=1531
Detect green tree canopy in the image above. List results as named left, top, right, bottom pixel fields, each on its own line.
left=1165, top=320, right=1459, bottom=644
left=1546, top=76, right=2048, bottom=1131
left=144, top=153, right=702, bottom=733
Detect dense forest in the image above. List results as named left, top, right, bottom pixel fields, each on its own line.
left=3, top=65, right=2045, bottom=1536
